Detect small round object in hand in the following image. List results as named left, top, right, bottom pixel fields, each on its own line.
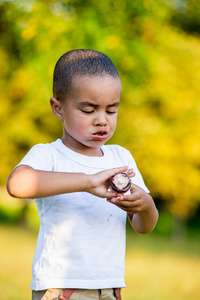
left=110, top=172, right=131, bottom=193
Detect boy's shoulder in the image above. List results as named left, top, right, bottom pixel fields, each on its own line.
left=20, top=139, right=61, bottom=161
left=103, top=144, right=133, bottom=163
left=103, top=144, right=131, bottom=155
left=102, top=144, right=136, bottom=168
left=29, top=139, right=61, bottom=152
left=26, top=141, right=57, bottom=157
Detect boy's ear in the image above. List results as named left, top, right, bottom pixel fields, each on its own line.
left=50, top=97, right=63, bottom=120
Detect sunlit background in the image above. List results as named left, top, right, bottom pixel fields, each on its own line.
left=0, top=1, right=200, bottom=299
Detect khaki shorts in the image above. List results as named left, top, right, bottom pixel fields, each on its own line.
left=32, top=288, right=122, bottom=300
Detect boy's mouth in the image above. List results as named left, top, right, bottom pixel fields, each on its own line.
left=91, top=131, right=108, bottom=140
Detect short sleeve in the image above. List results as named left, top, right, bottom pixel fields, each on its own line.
left=126, top=150, right=150, bottom=193
left=17, top=144, right=54, bottom=171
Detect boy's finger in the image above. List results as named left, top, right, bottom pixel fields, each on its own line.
left=130, top=183, right=140, bottom=192
left=105, top=191, right=120, bottom=199
left=113, top=166, right=128, bottom=173
left=126, top=169, right=135, bottom=178
left=117, top=193, right=139, bottom=202
left=126, top=168, right=134, bottom=174
left=107, top=166, right=128, bottom=178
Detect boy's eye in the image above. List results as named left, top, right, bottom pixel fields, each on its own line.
left=81, top=109, right=94, bottom=114
left=106, top=110, right=117, bottom=114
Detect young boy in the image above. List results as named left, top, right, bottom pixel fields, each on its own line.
left=7, top=49, right=158, bottom=300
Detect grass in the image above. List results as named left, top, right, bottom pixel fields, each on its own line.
left=0, top=224, right=200, bottom=300
left=123, top=231, right=200, bottom=300
left=0, top=225, right=36, bottom=300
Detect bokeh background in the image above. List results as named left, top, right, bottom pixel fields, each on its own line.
left=0, top=1, right=200, bottom=299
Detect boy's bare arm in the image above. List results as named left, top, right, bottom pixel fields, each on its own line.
left=7, top=165, right=132, bottom=199
left=127, top=193, right=158, bottom=234
left=107, top=183, right=158, bottom=234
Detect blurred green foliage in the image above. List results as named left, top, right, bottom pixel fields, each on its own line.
left=0, top=0, right=200, bottom=222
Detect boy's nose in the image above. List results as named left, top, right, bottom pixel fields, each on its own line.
left=94, top=113, right=107, bottom=126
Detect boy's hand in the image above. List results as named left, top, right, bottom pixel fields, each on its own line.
left=87, top=167, right=135, bottom=199
left=107, top=183, right=151, bottom=214
left=107, top=183, right=158, bottom=233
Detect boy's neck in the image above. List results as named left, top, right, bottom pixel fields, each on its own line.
left=61, top=138, right=104, bottom=157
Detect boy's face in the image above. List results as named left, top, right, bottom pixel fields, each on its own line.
left=52, top=75, right=121, bottom=156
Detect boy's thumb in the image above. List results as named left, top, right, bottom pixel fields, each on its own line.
left=130, top=183, right=140, bottom=192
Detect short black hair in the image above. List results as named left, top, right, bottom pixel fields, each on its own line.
left=53, top=49, right=119, bottom=101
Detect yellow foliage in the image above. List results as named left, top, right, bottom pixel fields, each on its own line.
left=0, top=48, right=9, bottom=75
left=8, top=69, right=31, bottom=101
left=21, top=19, right=38, bottom=40
left=121, top=55, right=136, bottom=72
left=105, top=35, right=121, bottom=49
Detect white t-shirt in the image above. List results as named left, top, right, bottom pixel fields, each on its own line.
left=18, top=139, right=149, bottom=291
